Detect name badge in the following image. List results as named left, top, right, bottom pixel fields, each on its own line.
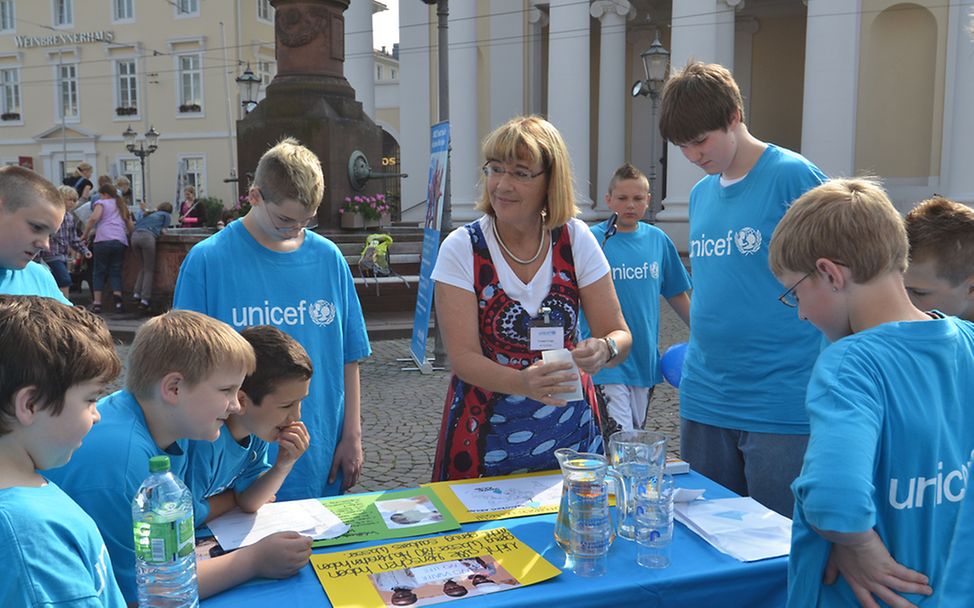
left=530, top=326, right=563, bottom=351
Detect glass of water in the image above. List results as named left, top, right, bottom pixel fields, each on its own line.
left=635, top=474, right=675, bottom=569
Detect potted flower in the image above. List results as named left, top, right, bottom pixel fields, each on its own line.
left=178, top=102, right=202, bottom=113
left=340, top=194, right=391, bottom=229
left=115, top=106, right=138, bottom=116
left=1, top=111, right=21, bottom=121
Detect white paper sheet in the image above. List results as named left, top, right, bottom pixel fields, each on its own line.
left=674, top=496, right=792, bottom=562
left=449, top=474, right=563, bottom=513
left=207, top=498, right=351, bottom=550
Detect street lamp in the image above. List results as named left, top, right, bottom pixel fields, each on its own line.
left=235, top=64, right=261, bottom=114
left=631, top=31, right=670, bottom=221
left=123, top=125, right=160, bottom=208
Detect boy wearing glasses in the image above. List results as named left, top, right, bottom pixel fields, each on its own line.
left=174, top=138, right=371, bottom=500
left=658, top=61, right=826, bottom=516
left=769, top=178, right=974, bottom=607
left=579, top=163, right=691, bottom=431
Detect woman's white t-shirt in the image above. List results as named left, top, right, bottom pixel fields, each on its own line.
left=431, top=216, right=610, bottom=316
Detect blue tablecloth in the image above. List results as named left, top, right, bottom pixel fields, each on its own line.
left=201, top=471, right=787, bottom=607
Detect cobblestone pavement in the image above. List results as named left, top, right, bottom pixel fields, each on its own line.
left=107, top=300, right=690, bottom=494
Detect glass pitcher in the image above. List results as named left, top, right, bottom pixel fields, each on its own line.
left=554, top=448, right=628, bottom=577
left=608, top=430, right=668, bottom=541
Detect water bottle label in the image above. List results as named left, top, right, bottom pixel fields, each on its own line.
left=133, top=515, right=194, bottom=563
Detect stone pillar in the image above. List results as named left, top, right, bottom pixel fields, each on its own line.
left=801, top=0, right=860, bottom=177
left=398, top=1, right=432, bottom=224
left=938, top=0, right=974, bottom=203
left=657, top=0, right=737, bottom=250
left=547, top=0, right=592, bottom=205
left=591, top=0, right=634, bottom=203
left=344, top=0, right=375, bottom=117
left=449, top=0, right=481, bottom=222
left=490, top=0, right=526, bottom=128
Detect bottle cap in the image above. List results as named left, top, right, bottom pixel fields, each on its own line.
left=148, top=455, right=170, bottom=473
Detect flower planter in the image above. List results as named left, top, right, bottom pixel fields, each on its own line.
left=379, top=212, right=392, bottom=228
left=341, top=212, right=367, bottom=229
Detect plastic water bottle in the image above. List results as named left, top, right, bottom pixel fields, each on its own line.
left=132, top=455, right=199, bottom=608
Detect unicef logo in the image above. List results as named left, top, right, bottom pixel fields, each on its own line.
left=649, top=262, right=660, bottom=279
left=734, top=227, right=762, bottom=255
left=309, top=299, right=337, bottom=327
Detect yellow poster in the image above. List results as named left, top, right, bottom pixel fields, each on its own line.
left=311, top=528, right=560, bottom=607
left=426, top=471, right=565, bottom=523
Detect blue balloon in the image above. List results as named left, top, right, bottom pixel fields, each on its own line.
left=660, top=342, right=688, bottom=388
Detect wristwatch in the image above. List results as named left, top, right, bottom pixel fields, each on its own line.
left=602, top=336, right=619, bottom=362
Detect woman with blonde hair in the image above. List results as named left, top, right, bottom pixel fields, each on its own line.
left=430, top=115, right=632, bottom=481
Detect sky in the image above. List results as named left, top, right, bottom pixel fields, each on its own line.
left=373, top=0, right=400, bottom=52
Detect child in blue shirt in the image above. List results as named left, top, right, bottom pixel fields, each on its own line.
left=768, top=179, right=974, bottom=607
left=187, top=325, right=312, bottom=526
left=658, top=61, right=827, bottom=517
left=0, top=295, right=125, bottom=607
left=48, top=310, right=312, bottom=602
left=580, top=163, right=691, bottom=430
left=0, top=166, right=72, bottom=303
left=131, top=201, right=174, bottom=313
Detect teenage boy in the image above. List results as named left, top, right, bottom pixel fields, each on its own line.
left=174, top=138, right=371, bottom=500
left=904, top=196, right=974, bottom=320
left=658, top=61, right=827, bottom=516
left=187, top=325, right=313, bottom=526
left=47, top=310, right=312, bottom=603
left=0, top=166, right=71, bottom=302
left=580, top=163, right=691, bottom=431
left=768, top=179, right=974, bottom=607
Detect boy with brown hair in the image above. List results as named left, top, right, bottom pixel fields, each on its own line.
left=768, top=179, right=974, bottom=607
left=48, top=310, right=312, bottom=603
left=904, top=196, right=974, bottom=320
left=186, top=325, right=313, bottom=525
left=658, top=61, right=827, bottom=516
left=0, top=295, right=125, bottom=607
left=175, top=137, right=371, bottom=500
left=0, top=165, right=72, bottom=303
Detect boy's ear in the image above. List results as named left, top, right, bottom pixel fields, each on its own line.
left=159, top=371, right=184, bottom=405
left=603, top=192, right=612, bottom=207
left=236, top=390, right=252, bottom=413
left=815, top=258, right=848, bottom=289
left=13, top=386, right=39, bottom=425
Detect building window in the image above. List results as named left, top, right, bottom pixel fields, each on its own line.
left=115, top=60, right=138, bottom=115
left=53, top=0, right=73, bottom=26
left=119, top=158, right=141, bottom=204
left=391, top=68, right=397, bottom=80
left=376, top=65, right=383, bottom=80
left=257, top=59, right=275, bottom=88
left=176, top=0, right=198, bottom=16
left=0, top=68, right=20, bottom=121
left=180, top=156, right=204, bottom=195
left=257, top=0, right=273, bottom=23
left=0, top=1, right=15, bottom=32
left=177, top=53, right=202, bottom=112
left=57, top=63, right=79, bottom=120
left=113, top=0, right=133, bottom=21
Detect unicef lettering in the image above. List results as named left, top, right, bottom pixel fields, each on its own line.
left=888, top=458, right=971, bottom=510
left=611, top=262, right=655, bottom=282
left=231, top=299, right=337, bottom=328
left=688, top=227, right=763, bottom=258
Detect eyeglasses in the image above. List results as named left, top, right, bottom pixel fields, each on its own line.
left=778, top=272, right=812, bottom=308
left=262, top=201, right=318, bottom=234
left=481, top=162, right=546, bottom=183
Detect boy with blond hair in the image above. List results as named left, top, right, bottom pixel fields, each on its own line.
left=0, top=296, right=125, bottom=606
left=658, top=61, right=827, bottom=516
left=41, top=185, right=92, bottom=298
left=768, top=179, right=974, bottom=607
left=580, top=163, right=691, bottom=430
left=175, top=138, right=370, bottom=500
left=904, top=196, right=974, bottom=321
left=47, top=310, right=312, bottom=603
left=187, top=325, right=313, bottom=526
left=0, top=166, right=72, bottom=302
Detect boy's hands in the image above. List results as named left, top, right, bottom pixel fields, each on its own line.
left=247, top=531, right=312, bottom=579
left=824, top=529, right=932, bottom=608
left=329, top=434, right=363, bottom=492
left=275, top=421, right=310, bottom=469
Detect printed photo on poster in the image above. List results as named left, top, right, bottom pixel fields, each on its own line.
left=369, top=555, right=520, bottom=607
left=375, top=495, right=446, bottom=529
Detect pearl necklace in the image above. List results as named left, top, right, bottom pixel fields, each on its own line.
left=492, top=219, right=548, bottom=265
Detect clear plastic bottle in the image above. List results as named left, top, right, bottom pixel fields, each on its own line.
left=132, top=455, right=199, bottom=608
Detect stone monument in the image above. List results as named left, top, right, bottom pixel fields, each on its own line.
left=236, top=0, right=385, bottom=228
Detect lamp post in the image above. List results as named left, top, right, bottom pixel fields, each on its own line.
left=235, top=64, right=261, bottom=114
left=123, top=125, right=159, bottom=207
left=631, top=31, right=670, bottom=221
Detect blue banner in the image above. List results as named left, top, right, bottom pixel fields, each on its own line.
left=410, top=121, right=450, bottom=372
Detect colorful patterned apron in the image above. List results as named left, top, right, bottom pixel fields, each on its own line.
left=432, top=220, right=606, bottom=481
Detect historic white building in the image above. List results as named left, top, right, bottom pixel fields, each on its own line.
left=388, top=0, right=974, bottom=250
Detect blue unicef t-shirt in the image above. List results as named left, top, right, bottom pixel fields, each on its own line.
left=580, top=221, right=691, bottom=387
left=0, top=261, right=71, bottom=303
left=45, top=390, right=189, bottom=603
left=133, top=210, right=171, bottom=237
left=681, top=144, right=826, bottom=434
left=940, top=458, right=974, bottom=605
left=185, top=426, right=270, bottom=526
left=173, top=219, right=371, bottom=500
left=787, top=316, right=974, bottom=607
left=0, top=482, right=126, bottom=608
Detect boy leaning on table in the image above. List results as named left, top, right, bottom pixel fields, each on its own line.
left=46, top=310, right=311, bottom=604
left=186, top=325, right=313, bottom=527
left=768, top=179, right=974, bottom=607
left=0, top=296, right=126, bottom=607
